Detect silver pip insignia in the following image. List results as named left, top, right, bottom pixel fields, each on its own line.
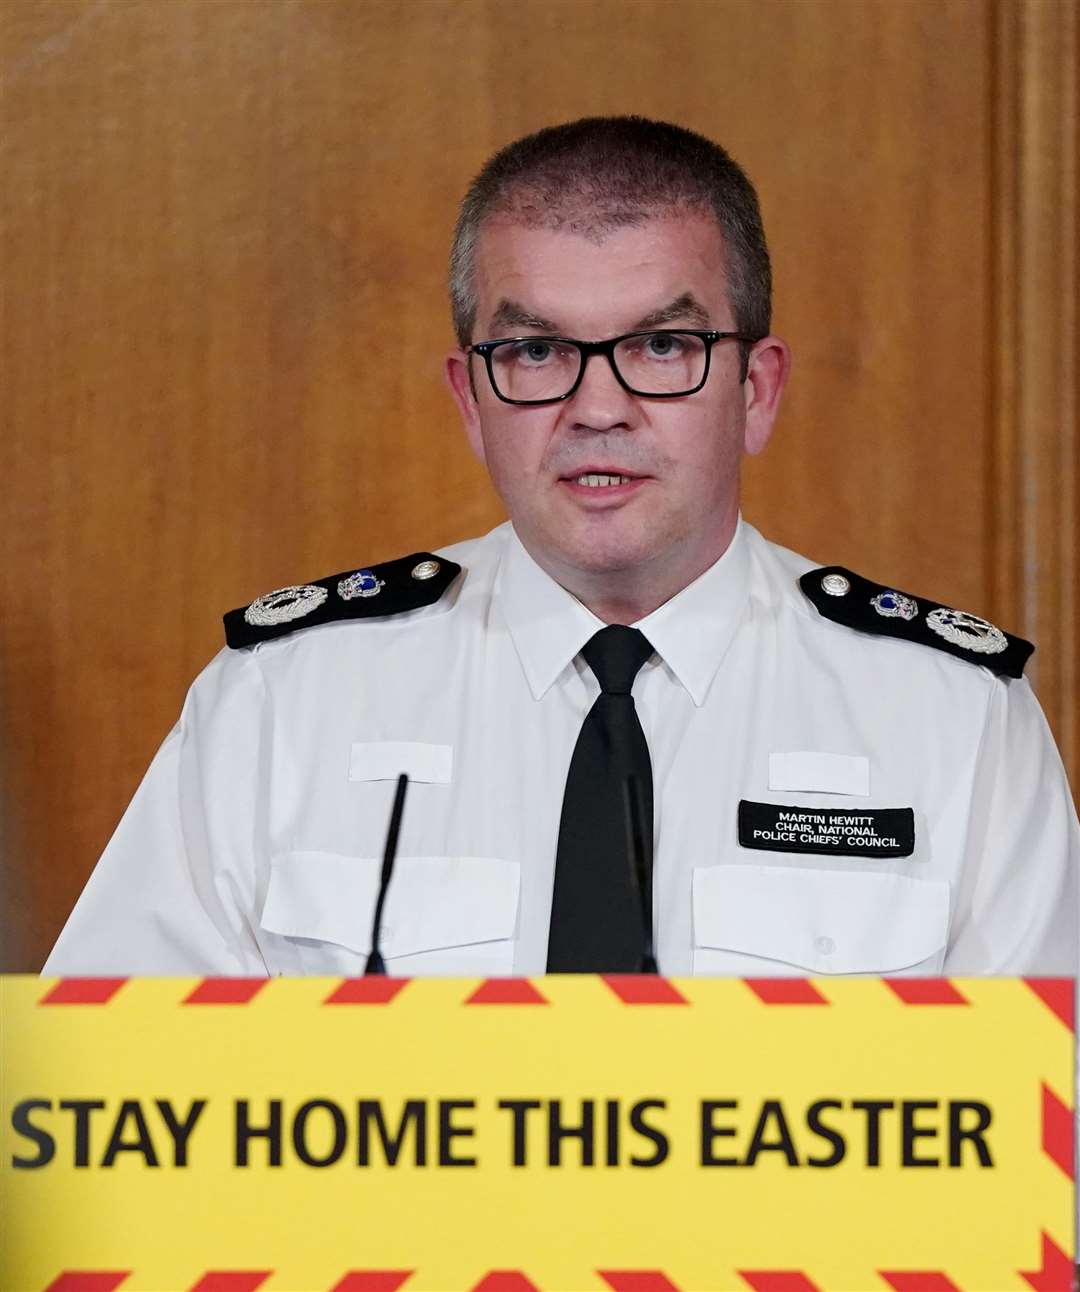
left=871, top=590, right=918, bottom=621
left=338, top=569, right=385, bottom=600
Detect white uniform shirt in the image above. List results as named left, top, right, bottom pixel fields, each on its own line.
left=44, top=520, right=1079, bottom=978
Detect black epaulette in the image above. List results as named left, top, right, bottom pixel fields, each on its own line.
left=799, top=566, right=1033, bottom=678
left=224, top=552, right=462, bottom=649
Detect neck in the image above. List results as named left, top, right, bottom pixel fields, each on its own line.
left=524, top=512, right=740, bottom=625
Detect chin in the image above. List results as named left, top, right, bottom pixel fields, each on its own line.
left=550, top=529, right=660, bottom=577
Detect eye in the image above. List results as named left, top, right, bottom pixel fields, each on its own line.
left=511, top=339, right=556, bottom=365
left=642, top=332, right=685, bottom=358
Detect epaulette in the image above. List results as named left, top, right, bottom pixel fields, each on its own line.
left=224, top=552, right=462, bottom=649
left=799, top=565, right=1033, bottom=678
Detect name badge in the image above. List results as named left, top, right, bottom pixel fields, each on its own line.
left=738, top=800, right=915, bottom=858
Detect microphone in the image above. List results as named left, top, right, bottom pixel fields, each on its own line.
left=622, top=774, right=658, bottom=974
left=364, top=773, right=409, bottom=975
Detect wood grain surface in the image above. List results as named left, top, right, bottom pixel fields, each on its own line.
left=2, top=0, right=1076, bottom=970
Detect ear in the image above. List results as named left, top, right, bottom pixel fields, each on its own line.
left=742, top=335, right=791, bottom=456
left=445, top=349, right=486, bottom=465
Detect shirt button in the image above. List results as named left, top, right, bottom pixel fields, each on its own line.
left=381, top=925, right=393, bottom=942
left=815, top=936, right=836, bottom=955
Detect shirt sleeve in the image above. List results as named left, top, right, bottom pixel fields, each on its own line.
left=41, top=649, right=271, bottom=977
left=945, top=673, right=1080, bottom=974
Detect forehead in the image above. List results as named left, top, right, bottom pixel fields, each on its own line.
left=473, top=212, right=732, bottom=334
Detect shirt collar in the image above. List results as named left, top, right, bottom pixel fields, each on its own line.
left=496, top=519, right=750, bottom=706
left=634, top=520, right=750, bottom=706
left=496, top=528, right=604, bottom=701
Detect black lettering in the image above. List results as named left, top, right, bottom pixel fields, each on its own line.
left=293, top=1100, right=347, bottom=1167
left=700, top=1100, right=739, bottom=1166
left=901, top=1100, right=940, bottom=1167
left=438, top=1100, right=476, bottom=1166
left=547, top=1099, right=595, bottom=1167
left=155, top=1099, right=206, bottom=1167
left=235, top=1099, right=282, bottom=1167
left=59, top=1100, right=105, bottom=1168
left=101, top=1100, right=158, bottom=1167
left=11, top=1100, right=55, bottom=1169
left=851, top=1100, right=894, bottom=1167
left=605, top=1099, right=620, bottom=1167
left=496, top=1100, right=540, bottom=1167
left=357, top=1100, right=427, bottom=1166
left=628, top=1100, right=668, bottom=1167
left=948, top=1101, right=993, bottom=1167
left=806, top=1099, right=846, bottom=1167
left=744, top=1100, right=798, bottom=1166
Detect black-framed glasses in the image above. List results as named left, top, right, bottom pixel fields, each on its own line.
left=467, top=329, right=760, bottom=405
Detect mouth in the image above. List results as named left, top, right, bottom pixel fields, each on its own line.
left=558, top=468, right=650, bottom=502
left=567, top=471, right=636, bottom=488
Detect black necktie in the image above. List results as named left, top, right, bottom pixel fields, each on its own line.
left=547, top=625, right=655, bottom=972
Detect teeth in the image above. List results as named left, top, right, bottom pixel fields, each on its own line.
left=575, top=474, right=633, bottom=487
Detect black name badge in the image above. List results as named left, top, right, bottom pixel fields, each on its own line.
left=738, top=800, right=915, bottom=858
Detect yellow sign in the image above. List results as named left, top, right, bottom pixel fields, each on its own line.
left=0, top=975, right=1074, bottom=1292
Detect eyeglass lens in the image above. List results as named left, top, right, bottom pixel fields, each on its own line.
left=489, top=332, right=708, bottom=401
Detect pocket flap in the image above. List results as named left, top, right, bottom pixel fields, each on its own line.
left=692, top=865, right=949, bottom=973
left=348, top=742, right=452, bottom=784
left=768, top=751, right=869, bottom=796
left=261, top=852, right=518, bottom=957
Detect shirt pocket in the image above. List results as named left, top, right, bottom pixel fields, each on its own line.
left=259, top=851, right=519, bottom=976
left=691, top=864, right=949, bottom=977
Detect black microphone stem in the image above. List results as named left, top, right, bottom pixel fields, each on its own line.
left=365, top=772, right=409, bottom=975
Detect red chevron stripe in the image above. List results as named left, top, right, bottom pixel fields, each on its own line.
left=470, top=1274, right=542, bottom=1292
left=44, top=1275, right=130, bottom=1292
left=331, top=1273, right=414, bottom=1292
left=1024, top=978, right=1075, bottom=1032
left=879, top=1273, right=963, bottom=1291
left=184, top=979, right=268, bottom=1005
left=1041, top=1082, right=1075, bottom=1180
left=188, top=1273, right=272, bottom=1292
left=599, top=1272, right=683, bottom=1291
left=324, top=978, right=410, bottom=1004
left=466, top=978, right=550, bottom=1005
left=884, top=979, right=968, bottom=1005
left=601, top=975, right=689, bottom=1004
left=40, top=979, right=127, bottom=1005
left=1019, top=1231, right=1074, bottom=1292
left=744, top=979, right=827, bottom=1005
left=739, top=1274, right=822, bottom=1292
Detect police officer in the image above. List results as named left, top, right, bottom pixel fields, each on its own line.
left=44, top=117, right=1078, bottom=978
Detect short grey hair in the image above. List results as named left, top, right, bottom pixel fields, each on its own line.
left=449, top=116, right=772, bottom=349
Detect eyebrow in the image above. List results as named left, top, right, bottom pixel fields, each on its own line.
left=488, top=299, right=562, bottom=333
left=486, top=292, right=712, bottom=338
left=630, top=293, right=712, bottom=330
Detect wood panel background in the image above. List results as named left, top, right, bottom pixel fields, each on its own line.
left=2, top=0, right=1076, bottom=971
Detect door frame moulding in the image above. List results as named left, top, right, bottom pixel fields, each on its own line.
left=991, top=0, right=1078, bottom=780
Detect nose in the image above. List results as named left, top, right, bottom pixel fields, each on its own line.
left=564, top=350, right=638, bottom=432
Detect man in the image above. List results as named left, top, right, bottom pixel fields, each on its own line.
left=44, top=116, right=1078, bottom=977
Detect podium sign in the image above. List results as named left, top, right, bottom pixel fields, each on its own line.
left=1, top=975, right=1074, bottom=1291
